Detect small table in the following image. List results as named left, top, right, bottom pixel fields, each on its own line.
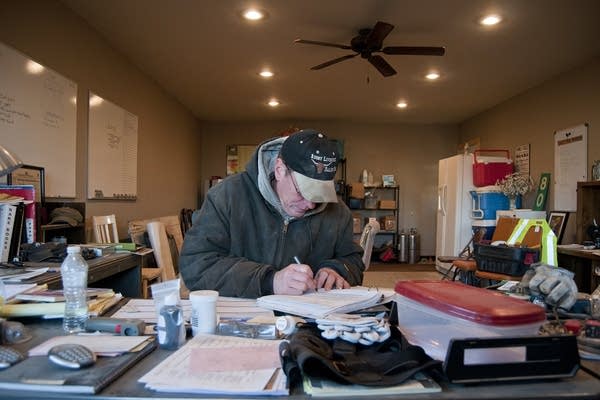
left=24, top=252, right=142, bottom=298
left=557, top=246, right=600, bottom=294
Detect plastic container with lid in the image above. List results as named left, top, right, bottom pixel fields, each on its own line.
left=394, top=280, right=546, bottom=361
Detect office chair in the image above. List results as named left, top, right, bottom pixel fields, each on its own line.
left=359, top=219, right=380, bottom=270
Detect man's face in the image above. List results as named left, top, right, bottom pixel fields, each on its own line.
left=275, top=159, right=317, bottom=217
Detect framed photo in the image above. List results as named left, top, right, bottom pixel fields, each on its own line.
left=382, top=175, right=395, bottom=187
left=548, top=211, right=569, bottom=244
left=7, top=164, right=45, bottom=204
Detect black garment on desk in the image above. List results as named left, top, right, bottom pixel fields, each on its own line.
left=285, top=323, right=441, bottom=387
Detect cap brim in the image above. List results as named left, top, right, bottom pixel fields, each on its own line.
left=49, top=216, right=79, bottom=227
left=292, top=171, right=338, bottom=203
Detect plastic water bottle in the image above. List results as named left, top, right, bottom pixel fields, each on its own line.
left=61, top=246, right=89, bottom=334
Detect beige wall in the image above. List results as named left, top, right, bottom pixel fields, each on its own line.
left=459, top=55, right=600, bottom=244
left=0, top=0, right=202, bottom=239
left=200, top=121, right=460, bottom=255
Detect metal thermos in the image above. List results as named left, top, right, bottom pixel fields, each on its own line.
left=408, top=228, right=420, bottom=264
left=398, top=231, right=409, bottom=263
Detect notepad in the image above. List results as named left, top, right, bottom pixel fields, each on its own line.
left=256, top=287, right=384, bottom=319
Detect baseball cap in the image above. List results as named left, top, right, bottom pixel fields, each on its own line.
left=280, top=129, right=339, bottom=203
left=49, top=207, right=84, bottom=227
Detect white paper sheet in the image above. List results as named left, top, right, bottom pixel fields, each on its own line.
left=139, top=334, right=287, bottom=395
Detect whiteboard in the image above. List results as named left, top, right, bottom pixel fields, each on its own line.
left=0, top=41, right=77, bottom=198
left=87, top=92, right=138, bottom=200
left=554, top=123, right=587, bottom=211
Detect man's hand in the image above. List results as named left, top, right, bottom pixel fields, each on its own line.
left=315, top=267, right=350, bottom=291
left=273, top=263, right=316, bottom=295
left=526, top=264, right=578, bottom=310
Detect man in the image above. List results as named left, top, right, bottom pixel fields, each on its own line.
left=180, top=129, right=364, bottom=298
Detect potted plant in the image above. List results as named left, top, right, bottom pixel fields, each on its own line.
left=496, top=172, right=535, bottom=209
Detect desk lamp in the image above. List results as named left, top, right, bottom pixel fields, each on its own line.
left=0, top=145, right=23, bottom=177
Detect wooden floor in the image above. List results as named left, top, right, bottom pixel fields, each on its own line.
left=363, top=261, right=443, bottom=288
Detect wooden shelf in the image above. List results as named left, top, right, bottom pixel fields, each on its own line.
left=576, top=181, right=600, bottom=243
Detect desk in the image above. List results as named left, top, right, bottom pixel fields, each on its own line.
left=24, top=253, right=141, bottom=298
left=1, top=317, right=599, bottom=400
left=557, top=246, right=600, bottom=294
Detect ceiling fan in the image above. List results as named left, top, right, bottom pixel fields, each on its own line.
left=294, top=21, right=445, bottom=77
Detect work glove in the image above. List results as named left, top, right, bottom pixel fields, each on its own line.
left=315, top=313, right=390, bottom=345
left=524, top=263, right=578, bottom=310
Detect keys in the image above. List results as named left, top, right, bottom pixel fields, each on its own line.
left=0, top=345, right=24, bottom=369
left=48, top=343, right=96, bottom=369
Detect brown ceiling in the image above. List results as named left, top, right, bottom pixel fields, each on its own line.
left=61, top=0, right=600, bottom=124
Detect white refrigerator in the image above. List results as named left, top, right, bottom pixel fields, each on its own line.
left=435, top=154, right=475, bottom=275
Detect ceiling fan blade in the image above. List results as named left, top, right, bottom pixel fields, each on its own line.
left=294, top=38, right=352, bottom=50
left=365, top=21, right=394, bottom=49
left=311, top=54, right=358, bottom=70
left=368, top=55, right=396, bottom=77
left=382, top=46, right=446, bottom=56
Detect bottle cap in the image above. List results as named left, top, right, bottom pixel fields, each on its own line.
left=164, top=293, right=178, bottom=306
left=66, top=246, right=81, bottom=254
left=276, top=316, right=298, bottom=335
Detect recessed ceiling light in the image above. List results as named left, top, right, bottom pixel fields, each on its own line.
left=268, top=99, right=280, bottom=107
left=89, top=94, right=104, bottom=107
left=242, top=8, right=267, bottom=21
left=480, top=14, right=502, bottom=26
left=26, top=60, right=44, bottom=74
left=425, top=72, right=440, bottom=80
left=259, top=70, right=274, bottom=78
left=396, top=101, right=408, bottom=109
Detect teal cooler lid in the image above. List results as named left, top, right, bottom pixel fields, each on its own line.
left=394, top=280, right=545, bottom=326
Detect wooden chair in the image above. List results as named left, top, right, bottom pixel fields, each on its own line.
left=359, top=219, right=380, bottom=270
left=92, top=214, right=119, bottom=243
left=93, top=214, right=161, bottom=298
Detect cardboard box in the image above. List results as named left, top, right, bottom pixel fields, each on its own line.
left=492, top=217, right=542, bottom=246
left=379, top=200, right=396, bottom=209
left=348, top=182, right=365, bottom=199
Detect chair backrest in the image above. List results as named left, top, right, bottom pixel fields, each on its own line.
left=359, top=219, right=380, bottom=270
left=146, top=221, right=176, bottom=282
left=92, top=214, right=119, bottom=243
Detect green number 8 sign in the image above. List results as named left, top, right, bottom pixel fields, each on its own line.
left=534, top=173, right=551, bottom=211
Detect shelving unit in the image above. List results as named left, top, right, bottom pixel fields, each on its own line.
left=40, top=202, right=86, bottom=244
left=576, top=181, right=600, bottom=243
left=346, top=185, right=400, bottom=254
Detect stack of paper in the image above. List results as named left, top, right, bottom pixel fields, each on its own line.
left=139, top=334, right=287, bottom=395
left=303, top=372, right=441, bottom=396
left=257, top=287, right=384, bottom=319
left=112, top=297, right=274, bottom=324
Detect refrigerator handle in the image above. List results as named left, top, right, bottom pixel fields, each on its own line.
left=438, top=185, right=447, bottom=216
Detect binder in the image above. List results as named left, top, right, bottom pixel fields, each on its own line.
left=8, top=202, right=25, bottom=262
left=0, top=185, right=36, bottom=243
left=0, top=204, right=17, bottom=263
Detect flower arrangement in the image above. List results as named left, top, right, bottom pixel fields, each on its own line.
left=496, top=172, right=535, bottom=197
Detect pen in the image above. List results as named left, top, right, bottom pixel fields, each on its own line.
left=293, top=256, right=301, bottom=264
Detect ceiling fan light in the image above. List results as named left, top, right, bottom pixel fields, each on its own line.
left=259, top=70, right=274, bottom=78
left=426, top=72, right=440, bottom=80
left=267, top=99, right=280, bottom=107
left=396, top=101, right=408, bottom=109
left=480, top=14, right=502, bottom=26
